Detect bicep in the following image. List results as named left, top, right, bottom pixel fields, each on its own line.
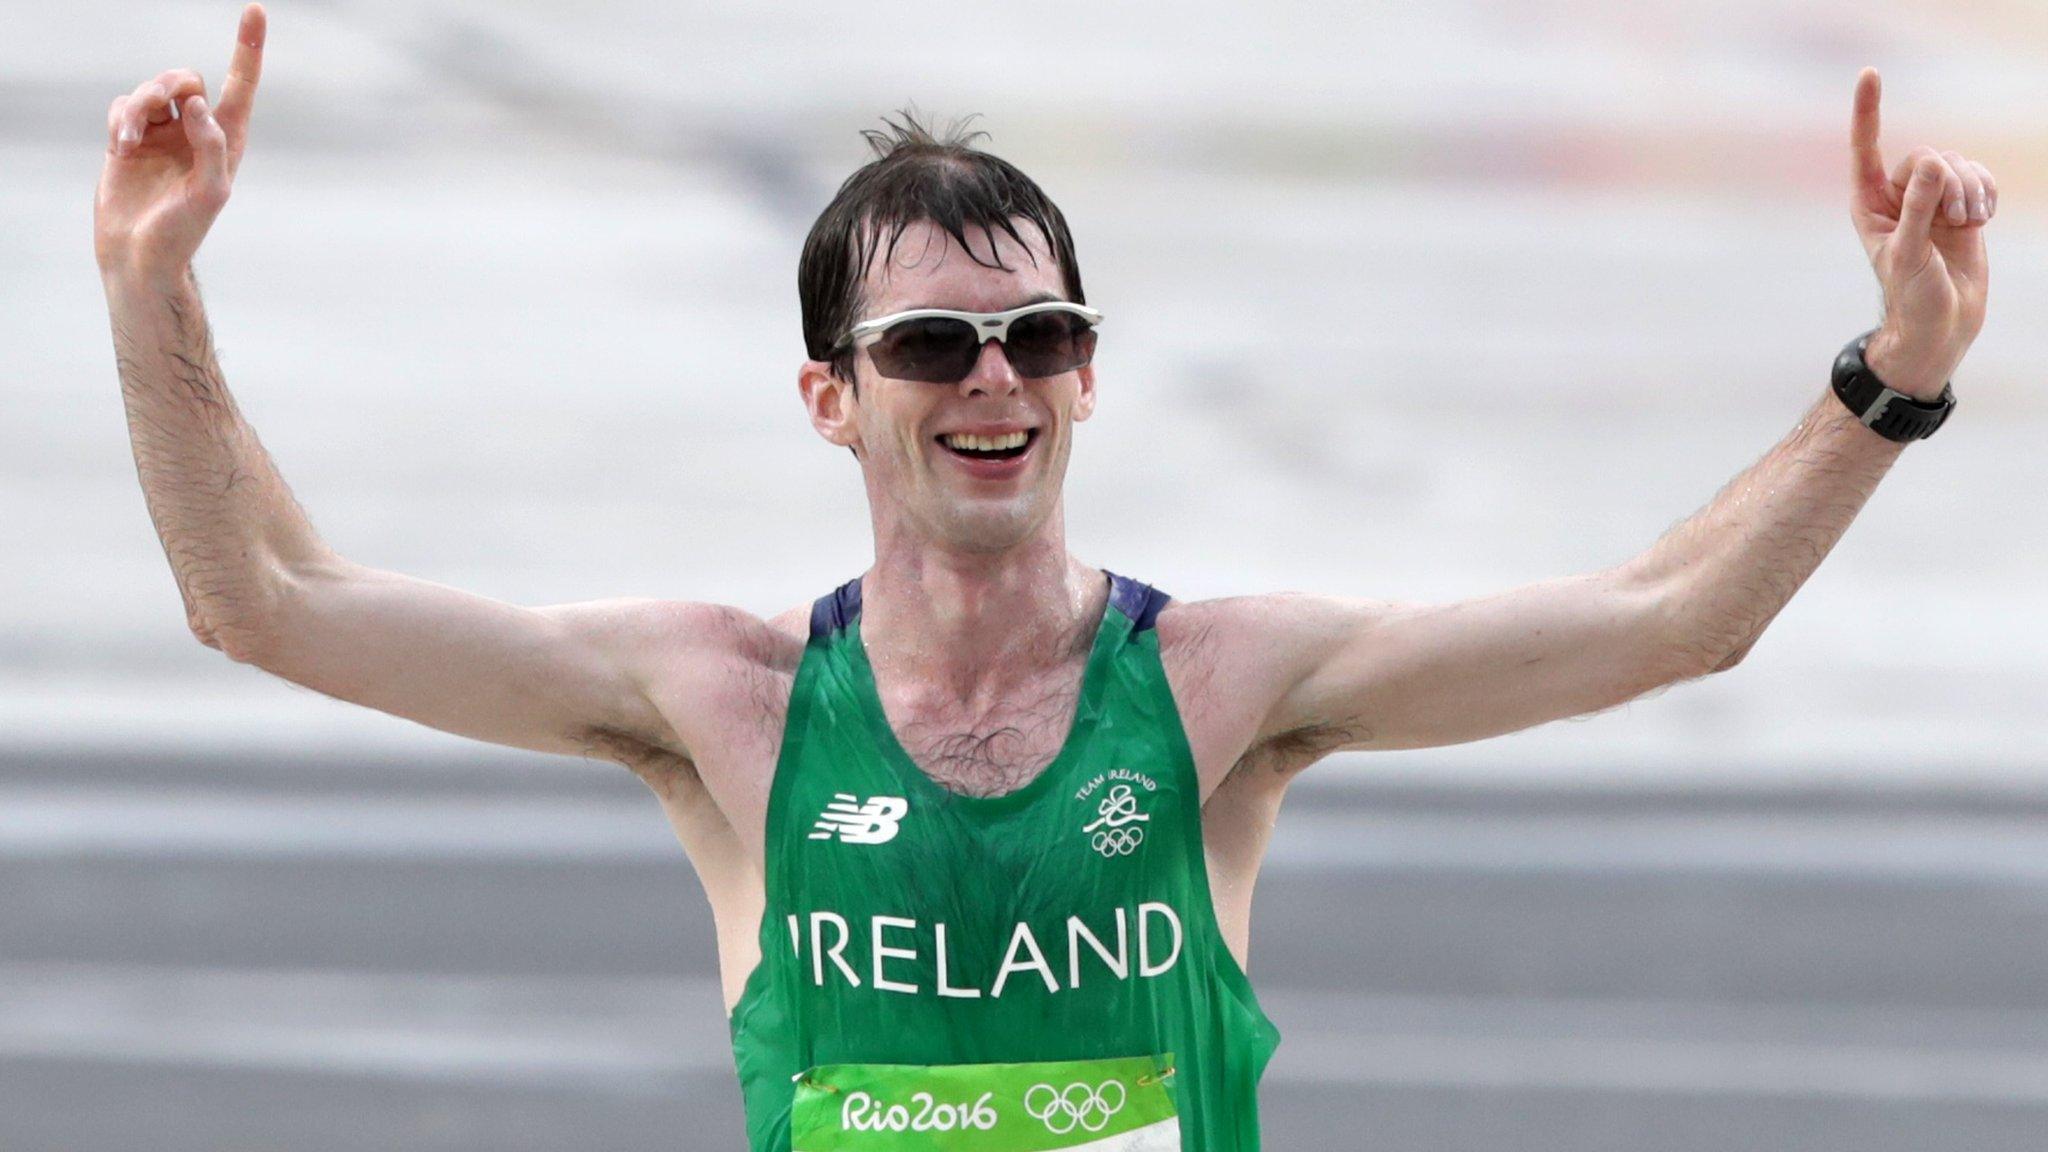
left=241, top=553, right=739, bottom=767
left=1256, top=568, right=1699, bottom=756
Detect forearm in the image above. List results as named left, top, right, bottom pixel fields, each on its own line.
left=103, top=264, right=331, bottom=658
left=1628, top=382, right=1908, bottom=675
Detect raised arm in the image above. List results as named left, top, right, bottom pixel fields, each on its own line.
left=92, top=5, right=735, bottom=779
left=1220, top=67, right=1995, bottom=775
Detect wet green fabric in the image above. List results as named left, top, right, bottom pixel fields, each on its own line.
left=729, top=571, right=1281, bottom=1150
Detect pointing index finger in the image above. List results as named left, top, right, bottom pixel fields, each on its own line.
left=1850, top=66, right=1889, bottom=203
left=215, top=3, right=266, bottom=131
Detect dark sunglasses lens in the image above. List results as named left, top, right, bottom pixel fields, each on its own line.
left=1004, top=311, right=1097, bottom=377
left=868, top=317, right=980, bottom=383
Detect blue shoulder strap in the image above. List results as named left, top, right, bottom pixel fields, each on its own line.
left=808, top=576, right=864, bottom=643
left=1104, top=568, right=1170, bottom=634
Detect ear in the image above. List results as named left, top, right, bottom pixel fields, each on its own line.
left=799, top=359, right=863, bottom=453
left=1071, top=360, right=1097, bottom=423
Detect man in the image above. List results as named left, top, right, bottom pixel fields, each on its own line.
left=94, top=4, right=1995, bottom=1149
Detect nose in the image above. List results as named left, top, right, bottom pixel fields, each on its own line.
left=956, top=335, right=1022, bottom=396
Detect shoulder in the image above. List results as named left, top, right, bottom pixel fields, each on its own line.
left=1155, top=582, right=1359, bottom=787
left=613, top=599, right=807, bottom=763
left=622, top=599, right=807, bottom=681
left=1153, top=589, right=1381, bottom=688
left=1149, top=590, right=1382, bottom=796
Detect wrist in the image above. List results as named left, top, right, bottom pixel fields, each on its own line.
left=100, top=260, right=196, bottom=305
left=1830, top=328, right=1957, bottom=443
left=1863, top=328, right=1953, bottom=402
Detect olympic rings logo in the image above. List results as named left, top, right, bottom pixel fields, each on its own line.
left=1023, top=1079, right=1127, bottom=1134
left=1091, top=825, right=1145, bottom=856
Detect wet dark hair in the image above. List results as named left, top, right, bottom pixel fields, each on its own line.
left=799, top=108, right=1087, bottom=392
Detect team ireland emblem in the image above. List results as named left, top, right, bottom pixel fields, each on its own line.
left=1081, top=783, right=1150, bottom=857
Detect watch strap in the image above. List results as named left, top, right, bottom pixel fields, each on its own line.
left=1832, top=329, right=1956, bottom=442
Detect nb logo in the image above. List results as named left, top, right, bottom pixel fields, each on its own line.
left=809, top=793, right=908, bottom=844
left=1024, top=1080, right=1127, bottom=1134
left=1081, top=783, right=1150, bottom=857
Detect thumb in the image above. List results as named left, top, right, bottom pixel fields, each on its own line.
left=1895, top=155, right=1945, bottom=263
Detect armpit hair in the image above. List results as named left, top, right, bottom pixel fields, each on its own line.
left=572, top=722, right=701, bottom=793
left=1227, top=716, right=1371, bottom=785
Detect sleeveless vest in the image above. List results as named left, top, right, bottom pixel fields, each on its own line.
left=727, top=570, right=1281, bottom=1150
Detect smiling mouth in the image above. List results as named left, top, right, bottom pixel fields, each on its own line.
left=935, top=429, right=1039, bottom=462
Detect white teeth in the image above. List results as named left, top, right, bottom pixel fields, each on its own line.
left=941, top=431, right=1029, bottom=452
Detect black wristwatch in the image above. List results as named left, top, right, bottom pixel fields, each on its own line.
left=1831, top=328, right=1956, bottom=442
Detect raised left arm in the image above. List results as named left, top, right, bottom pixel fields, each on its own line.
left=1230, top=67, right=1995, bottom=770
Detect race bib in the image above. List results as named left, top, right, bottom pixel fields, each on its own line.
left=789, top=1053, right=1179, bottom=1150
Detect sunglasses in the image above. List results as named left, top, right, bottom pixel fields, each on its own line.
left=833, top=301, right=1103, bottom=384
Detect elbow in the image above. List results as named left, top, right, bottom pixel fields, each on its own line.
left=1624, top=568, right=1754, bottom=683
left=185, top=601, right=238, bottom=660
left=192, top=614, right=276, bottom=665
left=1709, top=635, right=1759, bottom=673
left=183, top=570, right=305, bottom=667
left=190, top=619, right=225, bottom=654
left=1655, top=631, right=1754, bottom=685
left=187, top=550, right=333, bottom=665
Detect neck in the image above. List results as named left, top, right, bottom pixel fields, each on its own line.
left=861, top=506, right=1106, bottom=703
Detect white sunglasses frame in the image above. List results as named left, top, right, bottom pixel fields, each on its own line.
left=834, top=300, right=1105, bottom=359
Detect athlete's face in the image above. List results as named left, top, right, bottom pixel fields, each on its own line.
left=800, top=218, right=1096, bottom=553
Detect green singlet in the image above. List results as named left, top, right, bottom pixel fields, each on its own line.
left=727, top=570, right=1282, bottom=1151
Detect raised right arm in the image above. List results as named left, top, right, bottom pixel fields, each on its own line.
left=94, top=5, right=729, bottom=774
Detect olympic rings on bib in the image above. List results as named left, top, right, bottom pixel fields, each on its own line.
left=1023, top=1079, right=1127, bottom=1134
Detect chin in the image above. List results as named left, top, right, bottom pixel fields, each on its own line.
left=936, top=498, right=1046, bottom=554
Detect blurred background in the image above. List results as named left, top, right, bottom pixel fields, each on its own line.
left=7, top=0, right=2048, bottom=1147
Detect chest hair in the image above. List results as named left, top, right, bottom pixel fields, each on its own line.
left=886, top=661, right=1087, bottom=798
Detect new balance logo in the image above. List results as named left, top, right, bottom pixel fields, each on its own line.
left=809, top=793, right=909, bottom=844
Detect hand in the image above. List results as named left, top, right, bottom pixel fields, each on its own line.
left=1848, top=66, right=1994, bottom=400
left=94, top=3, right=267, bottom=283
